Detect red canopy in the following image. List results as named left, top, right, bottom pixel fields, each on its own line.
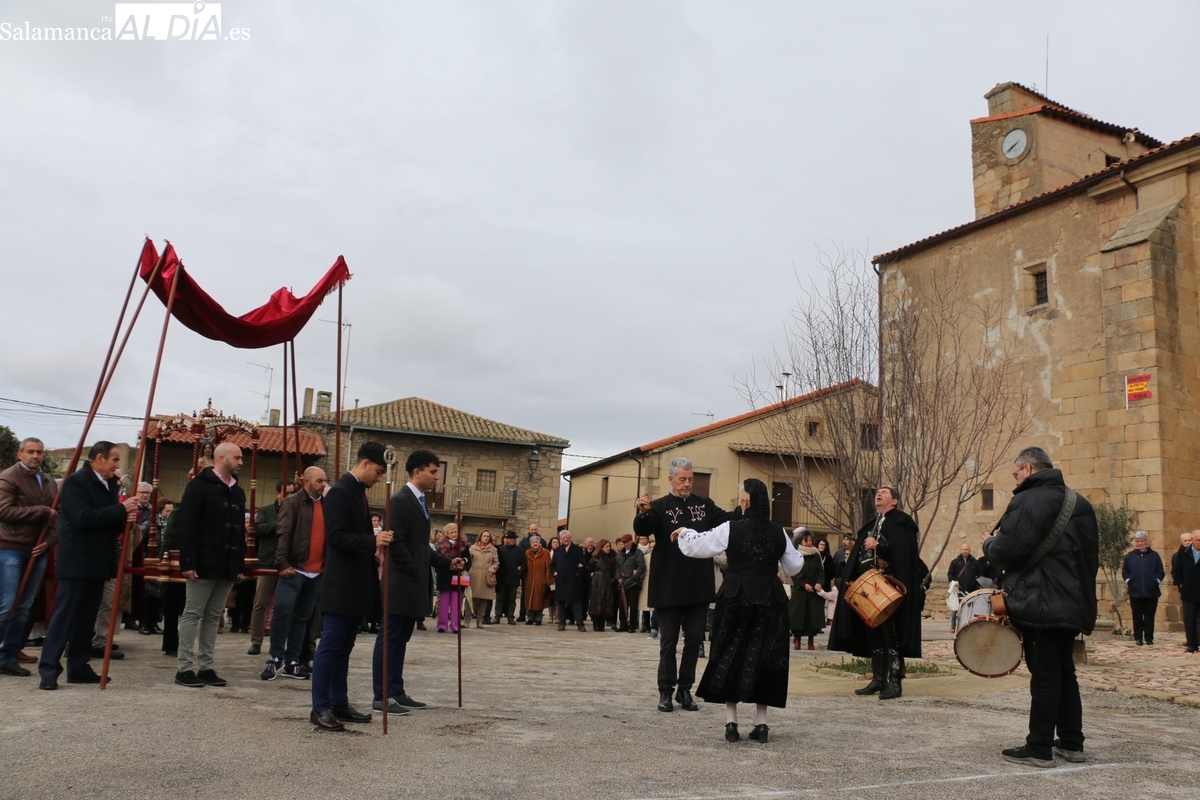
left=138, top=239, right=351, bottom=349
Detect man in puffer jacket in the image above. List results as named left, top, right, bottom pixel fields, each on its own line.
left=983, top=446, right=1098, bottom=769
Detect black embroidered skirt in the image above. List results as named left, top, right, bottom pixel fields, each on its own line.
left=696, top=592, right=790, bottom=708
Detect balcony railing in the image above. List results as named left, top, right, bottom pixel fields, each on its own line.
left=429, top=487, right=515, bottom=516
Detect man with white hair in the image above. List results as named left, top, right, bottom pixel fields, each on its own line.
left=634, top=457, right=736, bottom=713
left=173, top=442, right=248, bottom=688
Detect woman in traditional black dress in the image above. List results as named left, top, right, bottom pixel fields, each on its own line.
left=673, top=478, right=804, bottom=744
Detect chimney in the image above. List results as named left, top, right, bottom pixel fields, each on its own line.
left=303, top=387, right=314, bottom=418
left=268, top=409, right=281, bottom=427
left=315, top=391, right=332, bottom=415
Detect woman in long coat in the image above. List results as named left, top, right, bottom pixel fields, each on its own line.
left=523, top=536, right=553, bottom=625
left=787, top=530, right=825, bottom=650
left=588, top=539, right=619, bottom=631
left=468, top=530, right=499, bottom=628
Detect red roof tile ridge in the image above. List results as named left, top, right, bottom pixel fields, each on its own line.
left=873, top=130, right=1200, bottom=264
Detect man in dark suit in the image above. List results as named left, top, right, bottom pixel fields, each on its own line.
left=551, top=531, right=588, bottom=632
left=372, top=449, right=464, bottom=714
left=633, top=457, right=736, bottom=713
left=828, top=486, right=922, bottom=701
left=38, top=442, right=137, bottom=690
left=309, top=442, right=393, bottom=731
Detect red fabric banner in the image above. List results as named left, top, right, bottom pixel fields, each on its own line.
left=138, top=239, right=351, bottom=349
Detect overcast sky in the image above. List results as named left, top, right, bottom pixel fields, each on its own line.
left=3, top=2, right=1199, bottom=483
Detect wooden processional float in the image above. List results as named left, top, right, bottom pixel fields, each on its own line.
left=11, top=238, right=352, bottom=690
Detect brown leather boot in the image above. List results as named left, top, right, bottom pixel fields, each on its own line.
left=476, top=619, right=483, bottom=629
left=793, top=636, right=801, bottom=651
left=808, top=636, right=815, bottom=650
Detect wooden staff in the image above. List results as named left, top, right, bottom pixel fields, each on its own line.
left=334, top=285, right=342, bottom=475
left=281, top=340, right=289, bottom=487
left=290, top=340, right=302, bottom=474
left=381, top=446, right=395, bottom=734
left=101, top=259, right=182, bottom=689
left=456, top=499, right=463, bottom=708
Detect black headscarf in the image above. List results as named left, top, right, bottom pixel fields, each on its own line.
left=743, top=478, right=771, bottom=531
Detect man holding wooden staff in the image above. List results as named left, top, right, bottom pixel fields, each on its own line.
left=372, top=449, right=464, bottom=714
left=0, top=437, right=59, bottom=677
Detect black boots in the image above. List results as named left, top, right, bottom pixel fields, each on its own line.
left=879, top=649, right=903, bottom=700
left=658, top=690, right=674, bottom=712
left=855, top=650, right=885, bottom=695
left=675, top=687, right=698, bottom=711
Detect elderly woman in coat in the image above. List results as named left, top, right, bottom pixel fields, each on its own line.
left=468, top=530, right=499, bottom=628
left=588, top=539, right=619, bottom=631
left=787, top=529, right=825, bottom=650
left=523, top=536, right=553, bottom=625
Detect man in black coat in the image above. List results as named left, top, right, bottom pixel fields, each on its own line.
left=173, top=442, right=248, bottom=689
left=946, top=543, right=976, bottom=630
left=615, top=534, right=646, bottom=632
left=551, top=531, right=587, bottom=632
left=1173, top=531, right=1200, bottom=653
left=372, top=449, right=464, bottom=714
left=983, top=446, right=1098, bottom=768
left=309, top=442, right=393, bottom=731
left=38, top=442, right=137, bottom=690
left=493, top=530, right=524, bottom=623
left=829, top=487, right=921, bottom=701
left=633, top=457, right=736, bottom=713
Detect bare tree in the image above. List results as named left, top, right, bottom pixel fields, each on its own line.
left=880, top=261, right=1036, bottom=567
left=741, top=247, right=1034, bottom=564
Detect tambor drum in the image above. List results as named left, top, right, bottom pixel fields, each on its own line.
left=953, top=589, right=1023, bottom=677
left=845, top=568, right=906, bottom=628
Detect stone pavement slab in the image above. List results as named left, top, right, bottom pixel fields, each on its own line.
left=2, top=623, right=1198, bottom=800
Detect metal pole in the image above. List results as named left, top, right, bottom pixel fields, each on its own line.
left=101, top=258, right=182, bottom=689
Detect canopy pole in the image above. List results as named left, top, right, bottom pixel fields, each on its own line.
left=290, top=339, right=302, bottom=477
left=334, top=285, right=343, bottom=474
left=282, top=340, right=290, bottom=487
left=101, top=259, right=182, bottom=689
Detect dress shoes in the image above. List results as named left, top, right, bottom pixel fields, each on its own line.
left=92, top=647, right=125, bottom=660
left=371, top=698, right=411, bottom=715
left=507, top=619, right=516, bottom=625
left=577, top=624, right=587, bottom=632
left=174, top=670, right=204, bottom=688
left=0, top=662, right=32, bottom=677
left=39, top=676, right=57, bottom=690
left=310, top=709, right=346, bottom=731
left=16, top=650, right=37, bottom=663
left=725, top=723, right=739, bottom=742
left=416, top=621, right=427, bottom=631
left=67, top=671, right=104, bottom=684
left=247, top=643, right=261, bottom=655
left=657, top=690, right=674, bottom=712
left=331, top=704, right=372, bottom=723
left=675, top=688, right=698, bottom=711
left=748, top=724, right=769, bottom=743
left=557, top=623, right=566, bottom=631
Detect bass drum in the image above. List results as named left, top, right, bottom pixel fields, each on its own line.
left=953, top=589, right=1023, bottom=678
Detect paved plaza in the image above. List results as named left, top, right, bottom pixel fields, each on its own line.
left=3, top=622, right=1198, bottom=800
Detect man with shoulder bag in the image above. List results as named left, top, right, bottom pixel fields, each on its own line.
left=983, top=446, right=1098, bottom=769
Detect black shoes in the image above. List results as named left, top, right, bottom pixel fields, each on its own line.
left=92, top=647, right=125, bottom=660
left=310, top=709, right=345, bottom=731
left=197, top=669, right=226, bottom=686
left=175, top=670, right=205, bottom=688
left=657, top=690, right=674, bottom=712
left=1052, top=740, right=1086, bottom=763
left=395, top=694, right=426, bottom=709
left=247, top=643, right=261, bottom=655
left=675, top=688, right=698, bottom=711
left=748, top=724, right=769, bottom=743
left=0, top=662, right=31, bottom=677
left=1002, top=746, right=1055, bottom=768
left=725, top=723, right=739, bottom=742
left=66, top=671, right=103, bottom=684
left=331, top=704, right=372, bottom=723
left=39, top=676, right=57, bottom=690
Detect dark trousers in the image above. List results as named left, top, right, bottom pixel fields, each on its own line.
left=866, top=616, right=897, bottom=652
left=1128, top=596, right=1158, bottom=643
left=557, top=600, right=582, bottom=626
left=269, top=573, right=321, bottom=664
left=160, top=582, right=186, bottom=653
left=1018, top=625, right=1083, bottom=758
left=495, top=584, right=517, bottom=619
left=518, top=579, right=527, bottom=620
left=39, top=578, right=105, bottom=681
left=656, top=603, right=707, bottom=692
left=231, top=579, right=255, bottom=631
left=311, top=612, right=359, bottom=713
left=618, top=587, right=641, bottom=630
left=372, top=614, right=417, bottom=701
left=1182, top=600, right=1199, bottom=651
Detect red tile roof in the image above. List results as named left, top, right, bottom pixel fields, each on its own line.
left=873, top=131, right=1200, bottom=265
left=971, top=83, right=1161, bottom=148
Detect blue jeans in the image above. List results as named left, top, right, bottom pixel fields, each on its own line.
left=269, top=573, right=322, bottom=664
left=372, top=614, right=417, bottom=701
left=0, top=549, right=46, bottom=666
left=311, top=612, right=359, bottom=713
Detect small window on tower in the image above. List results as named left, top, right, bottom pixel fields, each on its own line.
left=981, top=487, right=994, bottom=511
left=1033, top=271, right=1049, bottom=306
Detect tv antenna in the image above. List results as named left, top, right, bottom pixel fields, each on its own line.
left=690, top=411, right=714, bottom=423
left=319, top=317, right=353, bottom=409
left=246, top=361, right=273, bottom=421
